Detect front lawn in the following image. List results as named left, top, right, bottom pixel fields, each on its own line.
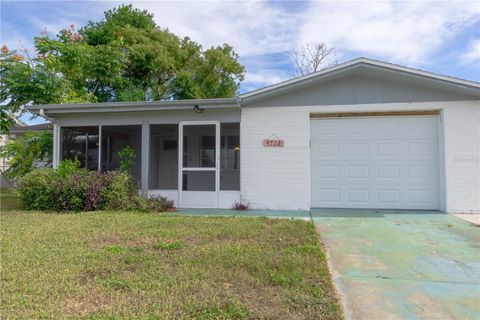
left=0, top=209, right=342, bottom=319
left=0, top=189, right=20, bottom=211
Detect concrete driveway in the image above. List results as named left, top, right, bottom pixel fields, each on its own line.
left=312, top=209, right=480, bottom=320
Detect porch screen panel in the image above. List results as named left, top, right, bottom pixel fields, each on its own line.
left=220, top=123, right=240, bottom=190
left=61, top=127, right=99, bottom=170
left=101, top=125, right=142, bottom=181
left=183, top=125, right=216, bottom=168
left=149, top=124, right=178, bottom=189
left=182, top=171, right=215, bottom=191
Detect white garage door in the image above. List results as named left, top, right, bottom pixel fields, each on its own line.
left=310, top=115, right=440, bottom=210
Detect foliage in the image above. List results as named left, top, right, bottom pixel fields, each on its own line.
left=136, top=195, right=175, bottom=213
left=56, top=158, right=82, bottom=177
left=100, top=170, right=138, bottom=210
left=0, top=5, right=245, bottom=133
left=17, top=160, right=172, bottom=212
left=232, top=201, right=250, bottom=210
left=0, top=130, right=53, bottom=180
left=117, top=145, right=136, bottom=173
left=16, top=168, right=58, bottom=211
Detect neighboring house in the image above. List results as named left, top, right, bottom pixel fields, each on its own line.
left=0, top=123, right=53, bottom=188
left=27, top=58, right=480, bottom=213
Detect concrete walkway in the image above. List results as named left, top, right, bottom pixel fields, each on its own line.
left=451, top=214, right=480, bottom=226
left=176, top=208, right=310, bottom=219
left=312, top=209, right=480, bottom=320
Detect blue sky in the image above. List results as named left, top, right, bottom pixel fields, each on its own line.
left=1, top=1, right=479, bottom=124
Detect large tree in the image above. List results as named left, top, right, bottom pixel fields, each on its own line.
left=0, top=5, right=245, bottom=133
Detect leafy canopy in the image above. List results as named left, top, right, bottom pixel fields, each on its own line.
left=0, top=5, right=245, bottom=132
left=0, top=131, right=53, bottom=180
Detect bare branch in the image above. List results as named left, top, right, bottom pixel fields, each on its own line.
left=290, top=43, right=337, bottom=77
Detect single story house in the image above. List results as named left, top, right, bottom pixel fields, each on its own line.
left=28, top=58, right=480, bottom=213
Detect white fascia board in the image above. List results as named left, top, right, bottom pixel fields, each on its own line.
left=28, top=98, right=240, bottom=116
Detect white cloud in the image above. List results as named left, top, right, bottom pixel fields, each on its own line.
left=130, top=0, right=480, bottom=67
left=130, top=1, right=301, bottom=57
left=243, top=69, right=286, bottom=87
left=300, top=1, right=480, bottom=65
left=461, top=38, right=480, bottom=66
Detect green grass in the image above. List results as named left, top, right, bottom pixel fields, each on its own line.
left=0, top=188, right=20, bottom=211
left=0, top=195, right=342, bottom=319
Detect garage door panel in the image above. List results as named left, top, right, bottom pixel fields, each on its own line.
left=375, top=118, right=402, bottom=139
left=407, top=142, right=437, bottom=159
left=315, top=165, right=341, bottom=179
left=347, top=189, right=370, bottom=203
left=346, top=166, right=369, bottom=179
left=311, top=116, right=440, bottom=210
left=345, top=120, right=370, bottom=137
left=313, top=143, right=340, bottom=158
left=346, top=143, right=370, bottom=158
left=377, top=165, right=400, bottom=179
left=377, top=190, right=401, bottom=203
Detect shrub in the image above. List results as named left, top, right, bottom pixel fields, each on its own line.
left=101, top=171, right=138, bottom=210
left=136, top=195, right=175, bottom=212
left=18, top=160, right=174, bottom=212
left=17, top=168, right=57, bottom=210
left=117, top=145, right=136, bottom=173
left=57, top=159, right=84, bottom=177
left=232, top=201, right=250, bottom=210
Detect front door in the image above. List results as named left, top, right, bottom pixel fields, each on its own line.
left=178, top=121, right=220, bottom=208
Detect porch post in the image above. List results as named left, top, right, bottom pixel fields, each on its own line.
left=98, top=125, right=102, bottom=171
left=52, top=122, right=60, bottom=168
left=141, top=121, right=150, bottom=196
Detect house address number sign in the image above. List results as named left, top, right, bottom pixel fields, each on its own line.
left=263, top=135, right=284, bottom=147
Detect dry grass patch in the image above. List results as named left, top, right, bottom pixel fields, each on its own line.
left=1, top=208, right=342, bottom=319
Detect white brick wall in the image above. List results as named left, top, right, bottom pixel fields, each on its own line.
left=240, top=107, right=310, bottom=210
left=240, top=101, right=480, bottom=213
left=442, top=105, right=480, bottom=213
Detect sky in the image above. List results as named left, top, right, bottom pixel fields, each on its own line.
left=1, top=0, right=479, bottom=124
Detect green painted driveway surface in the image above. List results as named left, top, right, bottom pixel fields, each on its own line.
left=312, top=209, right=480, bottom=320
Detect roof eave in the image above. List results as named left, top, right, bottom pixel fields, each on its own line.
left=27, top=98, right=240, bottom=116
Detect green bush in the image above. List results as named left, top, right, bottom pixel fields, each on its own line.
left=136, top=195, right=175, bottom=212
left=101, top=171, right=138, bottom=210
left=117, top=145, right=136, bottom=173
left=18, top=160, right=174, bottom=213
left=17, top=168, right=57, bottom=211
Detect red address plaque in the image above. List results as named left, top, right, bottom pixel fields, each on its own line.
left=263, top=139, right=284, bottom=147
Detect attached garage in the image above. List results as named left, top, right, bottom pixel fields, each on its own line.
left=240, top=58, right=479, bottom=213
left=310, top=113, right=440, bottom=210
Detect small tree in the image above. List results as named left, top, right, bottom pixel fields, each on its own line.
left=117, top=145, right=136, bottom=173
left=290, top=43, right=337, bottom=76
left=0, top=131, right=53, bottom=180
